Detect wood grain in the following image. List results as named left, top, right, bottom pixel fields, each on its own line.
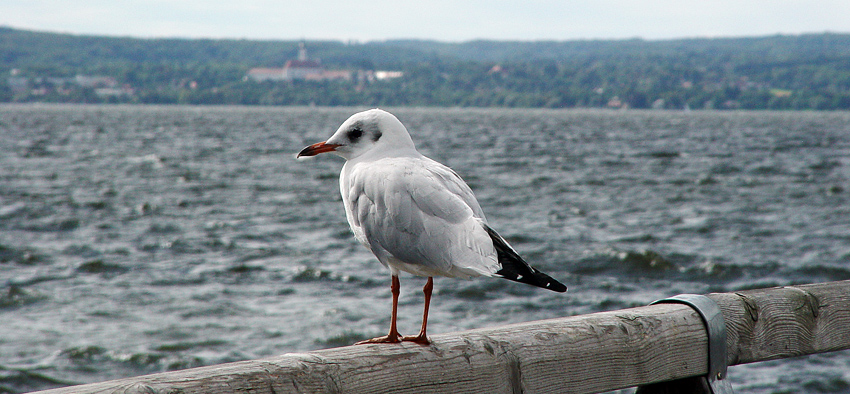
left=32, top=280, right=850, bottom=394
left=709, top=280, right=850, bottom=366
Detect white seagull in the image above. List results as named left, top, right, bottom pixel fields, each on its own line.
left=297, top=109, right=566, bottom=345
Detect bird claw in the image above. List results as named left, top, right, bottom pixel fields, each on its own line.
left=353, top=332, right=430, bottom=345
left=355, top=333, right=403, bottom=345
left=402, top=334, right=431, bottom=345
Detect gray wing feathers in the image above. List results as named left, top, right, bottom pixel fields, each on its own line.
left=343, top=157, right=499, bottom=278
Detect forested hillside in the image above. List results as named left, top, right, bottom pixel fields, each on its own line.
left=2, top=27, right=849, bottom=109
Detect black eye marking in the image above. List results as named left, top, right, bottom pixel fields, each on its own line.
left=347, top=127, right=363, bottom=142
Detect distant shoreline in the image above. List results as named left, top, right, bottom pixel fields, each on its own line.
left=3, top=28, right=850, bottom=110
left=2, top=102, right=846, bottom=115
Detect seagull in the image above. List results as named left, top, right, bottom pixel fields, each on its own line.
left=297, top=109, right=566, bottom=345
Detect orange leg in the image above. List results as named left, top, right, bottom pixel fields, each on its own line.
left=403, top=277, right=433, bottom=345
left=356, top=275, right=403, bottom=344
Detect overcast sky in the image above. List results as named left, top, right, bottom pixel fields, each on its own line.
left=2, top=0, right=849, bottom=42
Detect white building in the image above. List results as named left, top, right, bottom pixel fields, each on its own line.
left=245, top=43, right=352, bottom=82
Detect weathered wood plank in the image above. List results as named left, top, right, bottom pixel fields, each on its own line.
left=31, top=280, right=850, bottom=394
left=709, top=280, right=850, bottom=366
left=32, top=305, right=709, bottom=394
left=638, top=280, right=850, bottom=394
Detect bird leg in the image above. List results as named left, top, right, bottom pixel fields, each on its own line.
left=403, top=276, right=433, bottom=345
left=356, top=275, right=403, bottom=344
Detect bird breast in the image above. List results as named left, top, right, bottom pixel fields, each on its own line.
left=340, top=156, right=500, bottom=278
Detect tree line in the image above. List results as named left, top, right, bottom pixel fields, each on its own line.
left=2, top=27, right=850, bottom=109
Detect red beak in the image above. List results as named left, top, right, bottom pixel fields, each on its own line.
left=297, top=141, right=341, bottom=158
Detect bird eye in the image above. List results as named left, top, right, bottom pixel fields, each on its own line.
left=347, top=127, right=363, bottom=141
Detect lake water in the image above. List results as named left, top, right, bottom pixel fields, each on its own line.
left=1, top=105, right=849, bottom=393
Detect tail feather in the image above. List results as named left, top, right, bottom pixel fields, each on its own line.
left=484, top=224, right=567, bottom=293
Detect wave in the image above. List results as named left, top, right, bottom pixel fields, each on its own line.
left=0, top=244, right=48, bottom=265
left=0, top=285, right=48, bottom=309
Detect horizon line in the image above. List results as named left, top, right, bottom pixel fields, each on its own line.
left=3, top=25, right=848, bottom=45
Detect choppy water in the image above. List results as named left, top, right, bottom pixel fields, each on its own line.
left=1, top=105, right=849, bottom=393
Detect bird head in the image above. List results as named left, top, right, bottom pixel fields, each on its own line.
left=297, top=109, right=417, bottom=161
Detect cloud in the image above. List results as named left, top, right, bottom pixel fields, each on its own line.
left=1, top=0, right=849, bottom=41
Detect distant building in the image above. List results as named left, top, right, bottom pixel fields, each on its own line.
left=74, top=75, right=118, bottom=88
left=246, top=43, right=352, bottom=82
left=6, top=71, right=133, bottom=97
left=374, top=71, right=404, bottom=80
left=245, top=68, right=287, bottom=82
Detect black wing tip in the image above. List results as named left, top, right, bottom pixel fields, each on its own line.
left=483, top=224, right=567, bottom=293
left=495, top=268, right=568, bottom=293
left=545, top=280, right=568, bottom=293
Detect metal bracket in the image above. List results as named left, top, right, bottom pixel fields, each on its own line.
left=651, top=294, right=735, bottom=394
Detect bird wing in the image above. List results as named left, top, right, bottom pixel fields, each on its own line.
left=341, top=156, right=499, bottom=278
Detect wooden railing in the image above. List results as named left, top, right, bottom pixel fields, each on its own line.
left=31, top=280, right=850, bottom=394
